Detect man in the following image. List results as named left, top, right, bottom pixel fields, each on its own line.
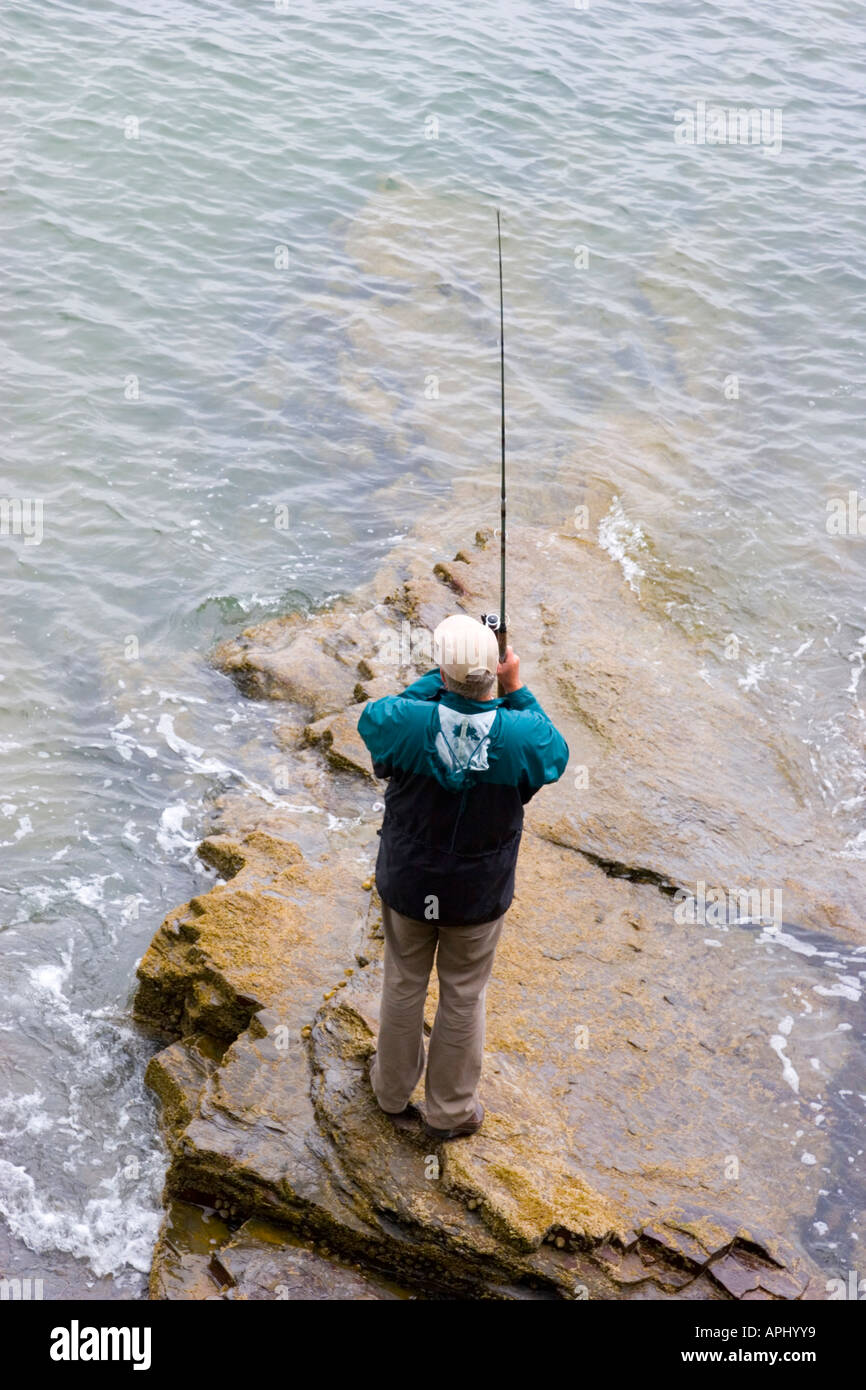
left=357, top=613, right=569, bottom=1141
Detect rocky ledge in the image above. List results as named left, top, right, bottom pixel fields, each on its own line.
left=134, top=498, right=863, bottom=1300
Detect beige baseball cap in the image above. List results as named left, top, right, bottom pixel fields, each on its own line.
left=433, top=614, right=499, bottom=682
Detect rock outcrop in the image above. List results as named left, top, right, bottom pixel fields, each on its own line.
left=135, top=501, right=864, bottom=1299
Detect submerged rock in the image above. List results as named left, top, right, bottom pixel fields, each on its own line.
left=136, top=503, right=864, bottom=1299
left=150, top=1202, right=407, bottom=1300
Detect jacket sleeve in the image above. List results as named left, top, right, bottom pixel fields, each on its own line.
left=503, top=686, right=570, bottom=802
left=357, top=684, right=434, bottom=779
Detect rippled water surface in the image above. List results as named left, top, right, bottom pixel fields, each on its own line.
left=1, top=0, right=864, bottom=1294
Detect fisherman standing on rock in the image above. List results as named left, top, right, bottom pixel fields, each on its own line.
left=358, top=613, right=569, bottom=1141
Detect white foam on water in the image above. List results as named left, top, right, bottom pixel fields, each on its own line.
left=24, top=945, right=100, bottom=1054
left=846, top=634, right=866, bottom=695
left=814, top=982, right=861, bottom=1002
left=738, top=661, right=766, bottom=693
left=122, top=820, right=141, bottom=845
left=156, top=690, right=207, bottom=705
left=120, top=895, right=147, bottom=923
left=30, top=962, right=70, bottom=997
left=156, top=710, right=335, bottom=816
left=597, top=497, right=646, bottom=594
left=29, top=941, right=73, bottom=999
left=838, top=828, right=866, bottom=859
left=156, top=801, right=198, bottom=858
left=2, top=941, right=168, bottom=1280
left=0, top=1159, right=162, bottom=1278
left=110, top=723, right=158, bottom=762
left=757, top=925, right=818, bottom=958
left=157, top=712, right=203, bottom=759
left=770, top=1032, right=800, bottom=1094
left=16, top=874, right=120, bottom=924
left=19, top=883, right=55, bottom=912
left=0, top=1090, right=52, bottom=1138
left=64, top=874, right=118, bottom=912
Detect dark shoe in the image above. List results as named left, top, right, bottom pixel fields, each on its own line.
left=368, top=1053, right=423, bottom=1129
left=424, top=1103, right=484, bottom=1142
left=381, top=1101, right=424, bottom=1131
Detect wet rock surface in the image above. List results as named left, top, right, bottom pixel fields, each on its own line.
left=136, top=502, right=865, bottom=1299
left=149, top=1202, right=407, bottom=1301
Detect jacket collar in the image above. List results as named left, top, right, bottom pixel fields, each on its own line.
left=439, top=691, right=505, bottom=715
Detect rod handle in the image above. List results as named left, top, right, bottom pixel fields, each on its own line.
left=496, top=625, right=508, bottom=697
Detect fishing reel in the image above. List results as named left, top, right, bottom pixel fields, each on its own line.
left=481, top=612, right=509, bottom=662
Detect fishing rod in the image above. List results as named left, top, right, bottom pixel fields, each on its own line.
left=482, top=209, right=508, bottom=687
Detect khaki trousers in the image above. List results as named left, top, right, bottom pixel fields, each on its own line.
left=370, top=901, right=504, bottom=1131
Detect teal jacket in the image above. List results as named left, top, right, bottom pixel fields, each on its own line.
left=358, top=669, right=569, bottom=925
